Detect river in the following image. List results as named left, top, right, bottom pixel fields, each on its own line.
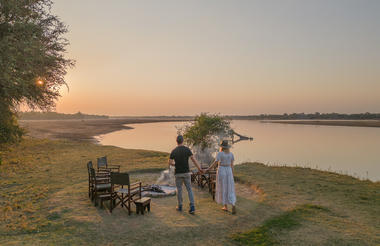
left=96, top=120, right=380, bottom=181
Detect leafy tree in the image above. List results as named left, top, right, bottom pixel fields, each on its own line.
left=180, top=113, right=233, bottom=165
left=182, top=113, right=232, bottom=150
left=0, top=0, right=73, bottom=145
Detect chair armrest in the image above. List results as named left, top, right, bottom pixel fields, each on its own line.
left=129, top=181, right=142, bottom=190
left=96, top=172, right=109, bottom=176
left=98, top=167, right=112, bottom=172
left=96, top=170, right=110, bottom=176
left=95, top=177, right=110, bottom=183
left=105, top=166, right=120, bottom=172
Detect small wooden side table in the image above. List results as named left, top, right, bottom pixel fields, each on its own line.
left=134, top=197, right=151, bottom=215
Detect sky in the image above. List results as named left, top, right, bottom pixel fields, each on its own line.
left=52, top=0, right=380, bottom=116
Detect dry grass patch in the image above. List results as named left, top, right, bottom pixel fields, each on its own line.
left=1, top=138, right=379, bottom=245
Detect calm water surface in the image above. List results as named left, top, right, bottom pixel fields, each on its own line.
left=97, top=120, right=380, bottom=181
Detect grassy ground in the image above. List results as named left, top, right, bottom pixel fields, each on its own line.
left=0, top=138, right=379, bottom=245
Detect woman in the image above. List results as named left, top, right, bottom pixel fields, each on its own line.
left=207, top=140, right=236, bottom=214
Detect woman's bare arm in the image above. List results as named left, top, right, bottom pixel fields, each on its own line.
left=207, top=160, right=218, bottom=171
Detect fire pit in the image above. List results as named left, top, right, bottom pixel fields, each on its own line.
left=141, top=168, right=177, bottom=197
left=142, top=185, right=176, bottom=198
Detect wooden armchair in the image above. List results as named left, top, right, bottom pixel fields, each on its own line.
left=97, top=156, right=120, bottom=173
left=110, top=172, right=142, bottom=215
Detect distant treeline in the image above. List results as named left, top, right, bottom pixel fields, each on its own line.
left=19, top=112, right=109, bottom=120
left=228, top=112, right=380, bottom=120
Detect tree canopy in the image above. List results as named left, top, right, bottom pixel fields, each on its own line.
left=0, top=0, right=73, bottom=145
left=182, top=113, right=232, bottom=150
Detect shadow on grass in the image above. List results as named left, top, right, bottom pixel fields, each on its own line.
left=231, top=204, right=330, bottom=246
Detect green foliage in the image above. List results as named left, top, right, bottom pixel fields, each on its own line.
left=182, top=113, right=232, bottom=150
left=0, top=0, right=73, bottom=144
left=0, top=108, right=24, bottom=148
left=232, top=204, right=329, bottom=245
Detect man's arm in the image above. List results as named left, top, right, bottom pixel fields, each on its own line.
left=168, top=158, right=175, bottom=167
left=168, top=151, right=175, bottom=168
left=190, top=155, right=203, bottom=173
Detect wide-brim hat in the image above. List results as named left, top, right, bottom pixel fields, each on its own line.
left=220, top=140, right=231, bottom=148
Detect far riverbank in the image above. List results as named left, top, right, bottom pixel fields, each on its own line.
left=262, top=120, right=380, bottom=128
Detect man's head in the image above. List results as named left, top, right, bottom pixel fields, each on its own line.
left=176, top=135, right=184, bottom=145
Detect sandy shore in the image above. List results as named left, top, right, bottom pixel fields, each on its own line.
left=262, top=120, right=380, bottom=128
left=20, top=117, right=193, bottom=142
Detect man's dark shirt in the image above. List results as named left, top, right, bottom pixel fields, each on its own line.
left=169, top=145, right=193, bottom=174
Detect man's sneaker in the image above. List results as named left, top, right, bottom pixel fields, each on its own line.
left=189, top=205, right=195, bottom=214
left=176, top=205, right=182, bottom=212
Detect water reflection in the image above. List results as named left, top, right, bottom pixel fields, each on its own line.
left=97, top=120, right=380, bottom=181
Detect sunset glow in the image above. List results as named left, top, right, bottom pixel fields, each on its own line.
left=52, top=0, right=380, bottom=116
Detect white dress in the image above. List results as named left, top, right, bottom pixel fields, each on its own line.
left=215, top=151, right=236, bottom=205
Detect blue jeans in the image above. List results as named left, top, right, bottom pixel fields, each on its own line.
left=175, top=173, right=194, bottom=207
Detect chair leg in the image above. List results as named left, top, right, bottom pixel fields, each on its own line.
left=148, top=203, right=150, bottom=212
left=94, top=191, right=98, bottom=206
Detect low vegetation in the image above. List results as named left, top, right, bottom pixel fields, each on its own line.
left=0, top=138, right=379, bottom=245
left=231, top=112, right=380, bottom=120
left=18, top=112, right=109, bottom=120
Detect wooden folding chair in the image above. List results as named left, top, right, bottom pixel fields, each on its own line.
left=198, top=165, right=210, bottom=188
left=89, top=167, right=112, bottom=206
left=191, top=169, right=199, bottom=183
left=97, top=156, right=120, bottom=173
left=87, top=161, right=110, bottom=199
left=207, top=170, right=217, bottom=200
left=110, top=172, right=142, bottom=215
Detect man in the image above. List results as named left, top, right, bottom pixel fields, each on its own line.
left=168, top=135, right=203, bottom=214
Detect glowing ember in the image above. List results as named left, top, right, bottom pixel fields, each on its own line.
left=37, top=80, right=44, bottom=86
